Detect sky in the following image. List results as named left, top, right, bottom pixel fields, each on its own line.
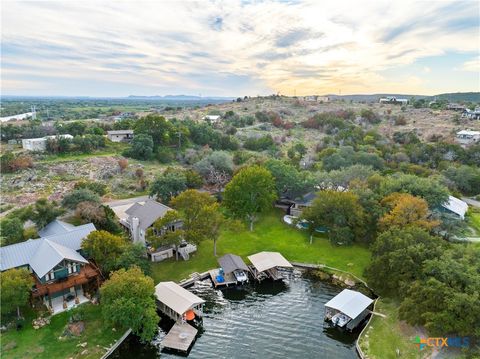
left=1, top=0, right=479, bottom=97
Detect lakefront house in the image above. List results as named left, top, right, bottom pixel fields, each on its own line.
left=0, top=221, right=100, bottom=314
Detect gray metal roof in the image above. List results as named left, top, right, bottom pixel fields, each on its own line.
left=38, top=220, right=75, bottom=237
left=218, top=254, right=249, bottom=274
left=324, top=289, right=373, bottom=319
left=0, top=222, right=95, bottom=276
left=29, top=240, right=88, bottom=278
left=247, top=251, right=293, bottom=273
left=441, top=195, right=468, bottom=219
left=126, top=199, right=172, bottom=230
left=107, top=130, right=134, bottom=135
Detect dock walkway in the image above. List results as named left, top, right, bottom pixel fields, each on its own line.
left=162, top=322, right=198, bottom=352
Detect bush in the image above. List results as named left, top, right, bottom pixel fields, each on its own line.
left=74, top=181, right=107, bottom=196
left=62, top=189, right=100, bottom=209
left=243, top=135, right=275, bottom=151
left=0, top=152, right=33, bottom=173
left=156, top=148, right=175, bottom=163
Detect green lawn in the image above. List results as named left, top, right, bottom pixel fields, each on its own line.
left=1, top=304, right=121, bottom=359
left=359, top=298, right=429, bottom=359
left=151, top=210, right=371, bottom=283
left=468, top=211, right=480, bottom=236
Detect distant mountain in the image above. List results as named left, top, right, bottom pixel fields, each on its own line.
left=325, top=92, right=479, bottom=103
left=434, top=92, right=480, bottom=102
left=127, top=95, right=235, bottom=101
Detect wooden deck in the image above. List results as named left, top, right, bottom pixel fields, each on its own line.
left=208, top=268, right=237, bottom=288
left=162, top=322, right=198, bottom=352
left=32, top=264, right=101, bottom=297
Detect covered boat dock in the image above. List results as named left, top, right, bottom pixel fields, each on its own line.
left=247, top=251, right=293, bottom=281
left=210, top=253, right=250, bottom=288
left=155, top=281, right=205, bottom=322
left=324, top=289, right=373, bottom=331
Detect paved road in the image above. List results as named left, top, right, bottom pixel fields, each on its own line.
left=462, top=197, right=480, bottom=208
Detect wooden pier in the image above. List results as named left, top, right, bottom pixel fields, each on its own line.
left=208, top=268, right=237, bottom=288
left=162, top=322, right=198, bottom=352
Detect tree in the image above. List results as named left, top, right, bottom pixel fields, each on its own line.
left=118, top=158, right=128, bottom=173
left=264, top=159, right=315, bottom=199
left=30, top=198, right=64, bottom=229
left=170, top=190, right=228, bottom=255
left=379, top=173, right=449, bottom=208
left=223, top=166, right=277, bottom=231
left=315, top=165, right=377, bottom=192
left=116, top=243, right=151, bottom=275
left=62, top=189, right=100, bottom=210
left=378, top=193, right=439, bottom=232
left=399, top=246, right=480, bottom=336
left=74, top=180, right=107, bottom=196
left=193, top=151, right=234, bottom=177
left=128, top=134, right=154, bottom=160
left=365, top=226, right=446, bottom=297
left=150, top=172, right=187, bottom=203
left=100, top=266, right=159, bottom=342
left=443, top=165, right=480, bottom=196
left=301, top=190, right=365, bottom=245
left=81, top=230, right=126, bottom=274
left=1, top=218, right=24, bottom=245
left=134, top=114, right=174, bottom=147
left=0, top=268, right=33, bottom=319
left=147, top=210, right=185, bottom=261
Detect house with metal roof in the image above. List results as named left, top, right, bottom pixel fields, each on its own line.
left=456, top=130, right=480, bottom=146
left=155, top=281, right=205, bottom=322
left=440, top=195, right=469, bottom=220
left=247, top=251, right=293, bottom=281
left=0, top=221, right=100, bottom=314
left=106, top=129, right=134, bottom=142
left=324, top=289, right=374, bottom=331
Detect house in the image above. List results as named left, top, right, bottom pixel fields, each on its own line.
left=287, top=192, right=317, bottom=217
left=107, top=130, right=134, bottom=142
left=440, top=196, right=469, bottom=220
left=120, top=199, right=182, bottom=244
left=247, top=251, right=293, bottom=281
left=0, top=221, right=99, bottom=314
left=324, top=289, right=374, bottom=331
left=22, top=134, right=73, bottom=151
left=155, top=281, right=205, bottom=322
left=202, top=115, right=221, bottom=124
left=379, top=96, right=408, bottom=105
left=462, top=107, right=480, bottom=120
left=303, top=95, right=329, bottom=103
left=447, top=103, right=466, bottom=111
left=456, top=130, right=480, bottom=146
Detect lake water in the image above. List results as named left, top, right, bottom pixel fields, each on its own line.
left=110, top=269, right=361, bottom=358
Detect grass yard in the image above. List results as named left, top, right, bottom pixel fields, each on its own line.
left=468, top=210, right=480, bottom=236
left=358, top=298, right=429, bottom=359
left=151, top=210, right=371, bottom=283
left=1, top=304, right=121, bottom=359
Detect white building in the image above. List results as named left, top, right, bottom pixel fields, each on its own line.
left=202, top=115, right=221, bottom=124
left=456, top=130, right=480, bottom=146
left=22, top=134, right=73, bottom=151
left=303, top=95, right=329, bottom=103
left=107, top=130, right=134, bottom=142
left=441, top=196, right=469, bottom=220
left=462, top=107, right=480, bottom=120
left=0, top=112, right=35, bottom=122
left=379, top=96, right=408, bottom=105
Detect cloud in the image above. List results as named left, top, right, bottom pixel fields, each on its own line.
left=461, top=56, right=480, bottom=72
left=1, top=0, right=479, bottom=96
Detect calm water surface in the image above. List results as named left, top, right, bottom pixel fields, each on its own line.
left=111, top=270, right=360, bottom=358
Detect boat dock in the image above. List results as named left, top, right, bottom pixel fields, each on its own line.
left=208, top=268, right=237, bottom=288
left=162, top=322, right=198, bottom=352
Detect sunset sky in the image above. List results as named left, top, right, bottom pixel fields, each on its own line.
left=2, top=0, right=479, bottom=97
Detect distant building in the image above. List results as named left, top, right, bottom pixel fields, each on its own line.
left=462, top=107, right=480, bottom=120
left=379, top=96, right=408, bottom=105
left=22, top=134, right=73, bottom=151
left=303, top=95, right=329, bottom=103
left=202, top=115, right=221, bottom=123
left=0, top=112, right=35, bottom=122
left=456, top=130, right=480, bottom=146
left=324, top=289, right=374, bottom=331
left=447, top=103, right=466, bottom=111
left=440, top=196, right=468, bottom=220
left=107, top=130, right=134, bottom=142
